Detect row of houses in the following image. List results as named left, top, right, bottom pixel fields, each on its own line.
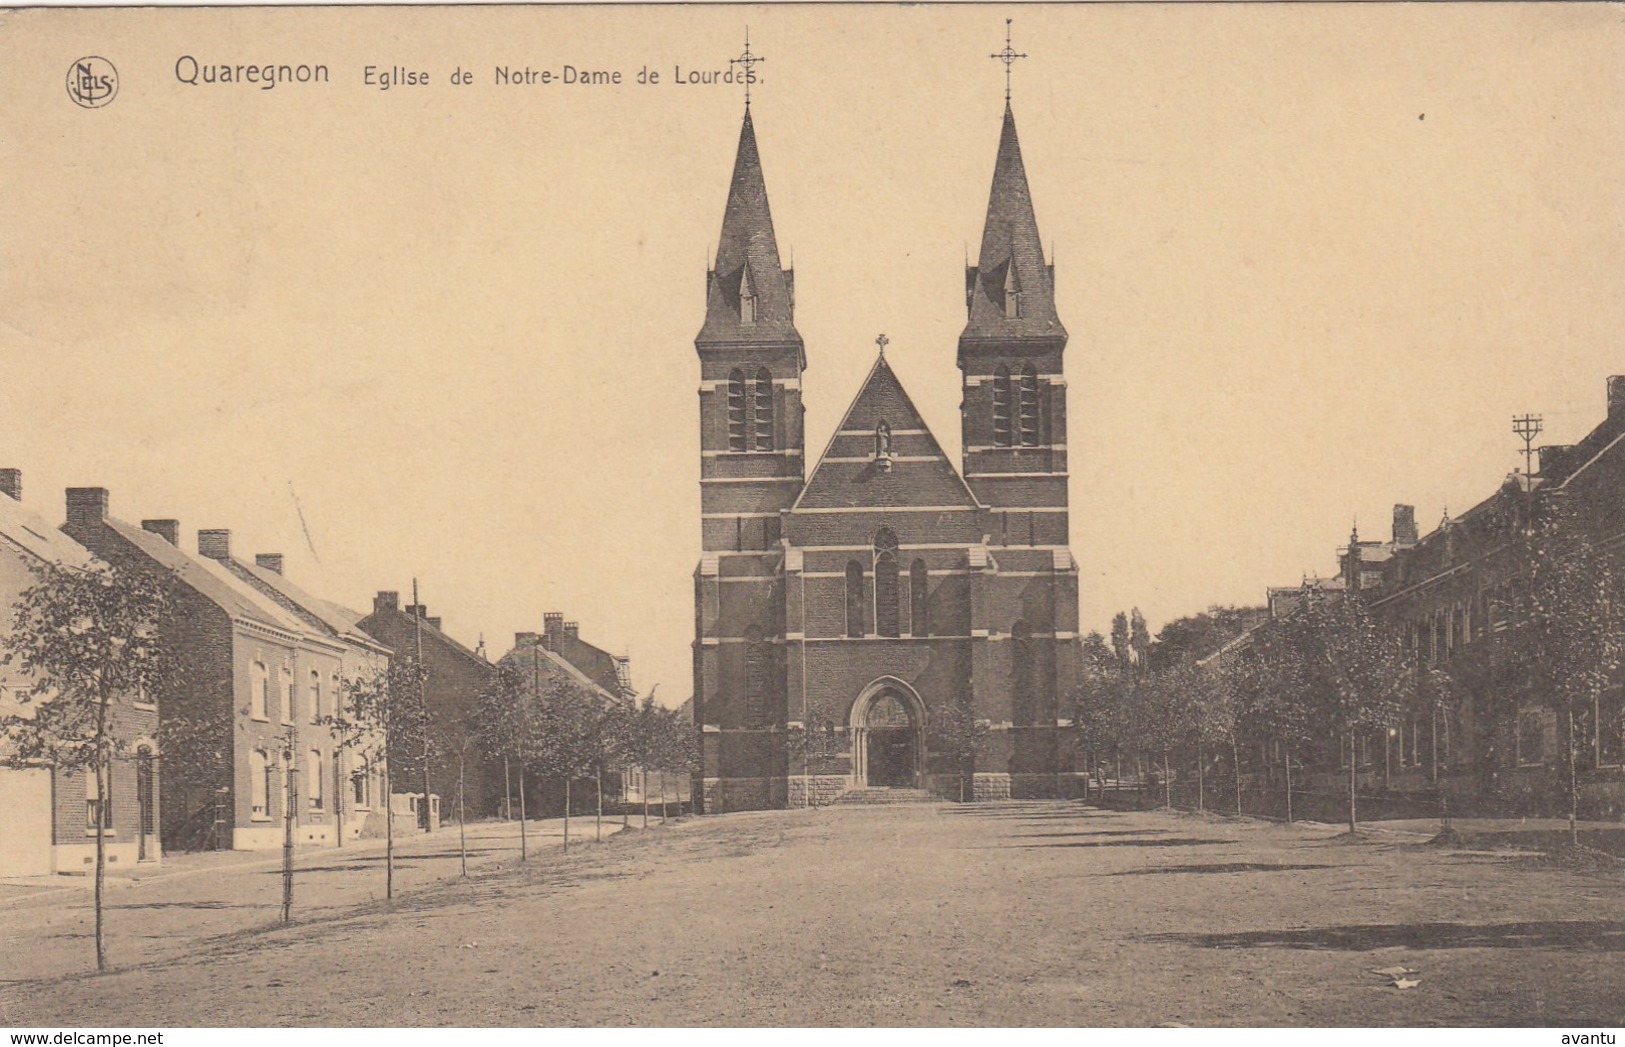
left=0, top=478, right=637, bottom=875
left=1221, top=375, right=1625, bottom=816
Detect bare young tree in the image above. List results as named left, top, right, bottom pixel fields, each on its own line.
left=0, top=560, right=170, bottom=972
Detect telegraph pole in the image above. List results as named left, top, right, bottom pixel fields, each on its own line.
left=1512, top=413, right=1543, bottom=535
left=414, top=577, right=433, bottom=833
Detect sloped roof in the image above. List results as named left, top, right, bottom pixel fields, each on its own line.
left=696, top=109, right=802, bottom=350
left=103, top=519, right=304, bottom=633
left=794, top=355, right=982, bottom=512
left=0, top=496, right=95, bottom=570
left=223, top=559, right=388, bottom=653
left=498, top=642, right=616, bottom=702
left=961, top=103, right=1066, bottom=346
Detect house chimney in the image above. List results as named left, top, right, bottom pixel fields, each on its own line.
left=1608, top=376, right=1625, bottom=420
left=1538, top=444, right=1575, bottom=478
left=564, top=621, right=579, bottom=640
left=515, top=631, right=541, bottom=648
left=197, top=529, right=231, bottom=560
left=0, top=469, right=21, bottom=501
left=255, top=553, right=284, bottom=575
left=65, top=488, right=109, bottom=528
left=427, top=617, right=442, bottom=630
left=374, top=591, right=400, bottom=615
left=1391, top=504, right=1417, bottom=546
left=141, top=519, right=180, bottom=546
left=544, top=612, right=564, bottom=638
left=405, top=603, right=426, bottom=619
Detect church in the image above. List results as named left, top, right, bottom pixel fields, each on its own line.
left=692, top=57, right=1083, bottom=811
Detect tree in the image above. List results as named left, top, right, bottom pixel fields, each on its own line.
left=1310, top=588, right=1408, bottom=833
left=472, top=660, right=542, bottom=859
left=0, top=560, right=170, bottom=972
left=1229, top=618, right=1317, bottom=823
left=1523, top=499, right=1624, bottom=845
left=788, top=714, right=840, bottom=808
left=532, top=677, right=601, bottom=851
left=929, top=696, right=989, bottom=802
left=1071, top=631, right=1127, bottom=797
left=583, top=695, right=635, bottom=841
left=326, top=655, right=426, bottom=897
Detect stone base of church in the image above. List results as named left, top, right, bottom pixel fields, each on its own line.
left=698, top=769, right=1093, bottom=812
left=788, top=775, right=853, bottom=807
left=970, top=772, right=1012, bottom=801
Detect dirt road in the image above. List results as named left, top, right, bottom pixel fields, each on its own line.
left=3, top=802, right=1621, bottom=1027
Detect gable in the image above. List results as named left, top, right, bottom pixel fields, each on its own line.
left=794, top=357, right=982, bottom=513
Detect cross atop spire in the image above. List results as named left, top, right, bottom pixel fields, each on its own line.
left=990, top=19, right=1027, bottom=102
left=876, top=333, right=889, bottom=358
left=730, top=26, right=765, bottom=109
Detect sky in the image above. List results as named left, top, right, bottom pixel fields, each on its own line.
left=2, top=4, right=1622, bottom=705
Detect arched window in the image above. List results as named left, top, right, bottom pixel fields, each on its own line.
left=874, top=529, right=900, bottom=638
left=1018, top=364, right=1040, bottom=447
left=1003, top=261, right=1022, bottom=319
left=251, top=660, right=269, bottom=720
left=308, top=749, right=324, bottom=810
left=845, top=561, right=867, bottom=638
left=250, top=749, right=270, bottom=817
left=739, top=265, right=757, bottom=324
left=753, top=368, right=774, bottom=451
left=992, top=365, right=1013, bottom=447
left=726, top=369, right=748, bottom=452
left=744, top=625, right=769, bottom=726
left=910, top=559, right=929, bottom=637
left=1011, top=619, right=1034, bottom=717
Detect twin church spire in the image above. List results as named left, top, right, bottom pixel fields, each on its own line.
left=697, top=26, right=1061, bottom=364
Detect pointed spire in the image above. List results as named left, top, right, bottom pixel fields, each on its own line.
left=697, top=109, right=801, bottom=351
left=960, top=103, right=1066, bottom=350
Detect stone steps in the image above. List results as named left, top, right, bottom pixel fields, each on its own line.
left=830, top=787, right=940, bottom=806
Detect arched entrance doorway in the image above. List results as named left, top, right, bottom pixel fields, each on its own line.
left=850, top=678, right=926, bottom=789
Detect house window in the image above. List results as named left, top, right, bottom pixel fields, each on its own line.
left=1597, top=687, right=1624, bottom=768
left=1018, top=364, right=1040, bottom=447
left=84, top=765, right=111, bottom=831
left=136, top=748, right=155, bottom=835
left=1517, top=710, right=1547, bottom=767
left=992, top=365, right=1013, bottom=447
left=845, top=561, right=867, bottom=638
left=283, top=673, right=296, bottom=725
left=754, top=368, right=774, bottom=451
left=309, top=749, right=324, bottom=810
left=352, top=769, right=368, bottom=808
left=727, top=370, right=748, bottom=452
left=252, top=660, right=270, bottom=720
left=874, top=529, right=900, bottom=639
left=309, top=669, right=323, bottom=724
left=910, top=559, right=929, bottom=637
left=250, top=749, right=271, bottom=818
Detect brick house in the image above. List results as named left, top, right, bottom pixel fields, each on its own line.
left=498, top=628, right=627, bottom=816
left=64, top=489, right=387, bottom=851
left=357, top=592, right=499, bottom=818
left=692, top=101, right=1082, bottom=811
left=0, top=472, right=160, bottom=875
left=1370, top=375, right=1625, bottom=814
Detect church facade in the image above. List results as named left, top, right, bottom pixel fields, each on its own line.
left=692, top=96, right=1082, bottom=811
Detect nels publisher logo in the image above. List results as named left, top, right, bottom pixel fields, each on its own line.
left=66, top=57, right=118, bottom=108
